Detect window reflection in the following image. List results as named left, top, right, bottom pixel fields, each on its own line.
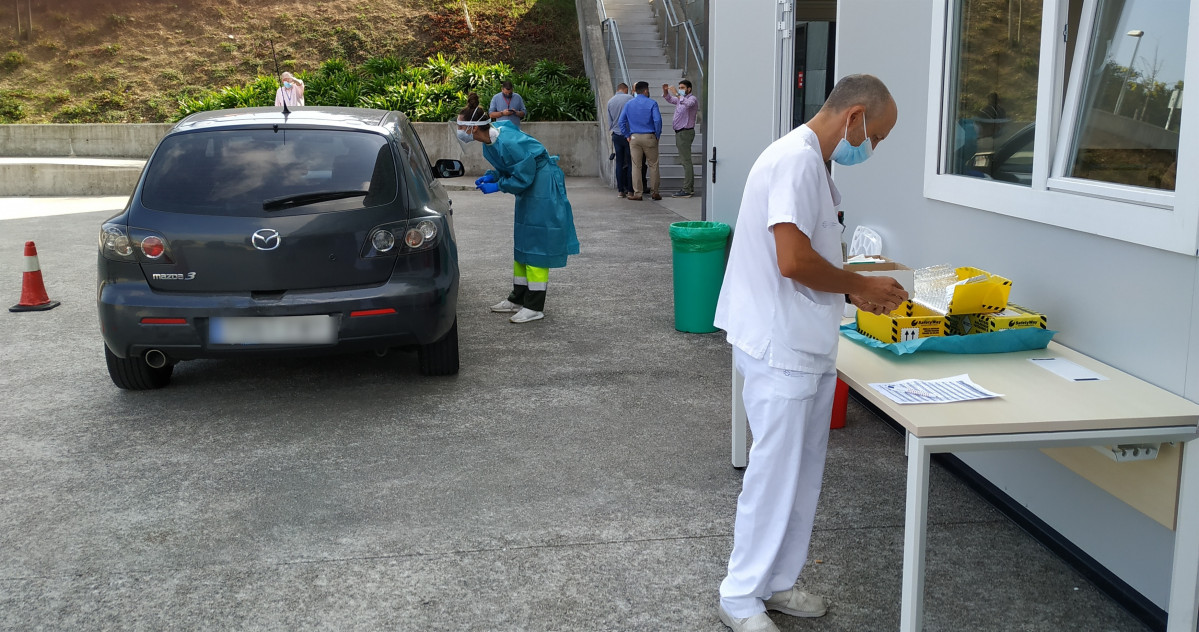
left=1068, top=0, right=1187, bottom=191
left=946, top=0, right=1042, bottom=185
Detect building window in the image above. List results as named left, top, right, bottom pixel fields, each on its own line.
left=1063, top=0, right=1188, bottom=191
left=926, top=0, right=1199, bottom=254
left=945, top=0, right=1042, bottom=184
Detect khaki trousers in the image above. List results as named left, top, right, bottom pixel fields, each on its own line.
left=628, top=133, right=660, bottom=197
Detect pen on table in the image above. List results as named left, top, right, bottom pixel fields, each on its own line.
left=1075, top=377, right=1100, bottom=381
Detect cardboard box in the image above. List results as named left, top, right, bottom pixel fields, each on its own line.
left=856, top=301, right=947, bottom=343
left=844, top=256, right=914, bottom=295
left=966, top=303, right=1048, bottom=334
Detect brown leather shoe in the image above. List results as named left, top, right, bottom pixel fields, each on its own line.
left=628, top=194, right=643, bottom=201
left=651, top=192, right=662, bottom=201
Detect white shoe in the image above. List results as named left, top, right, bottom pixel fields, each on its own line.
left=764, top=588, right=826, bottom=618
left=490, top=299, right=521, bottom=313
left=718, top=606, right=779, bottom=632
left=509, top=308, right=544, bottom=323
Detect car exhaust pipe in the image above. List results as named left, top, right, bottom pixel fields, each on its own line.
left=145, top=349, right=168, bottom=369
left=373, top=347, right=389, bottom=358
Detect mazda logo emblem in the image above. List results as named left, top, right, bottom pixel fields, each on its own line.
left=251, top=229, right=281, bottom=251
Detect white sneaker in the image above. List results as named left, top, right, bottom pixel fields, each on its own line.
left=509, top=308, right=544, bottom=323
left=764, top=588, right=826, bottom=618
left=490, top=299, right=521, bottom=313
left=718, top=606, right=779, bottom=632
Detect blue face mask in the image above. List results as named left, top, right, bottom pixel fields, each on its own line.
left=455, top=129, right=474, bottom=144
left=283, top=81, right=292, bottom=89
left=830, top=113, right=873, bottom=166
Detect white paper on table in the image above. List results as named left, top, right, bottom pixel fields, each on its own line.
left=869, top=374, right=1003, bottom=405
left=1028, top=357, right=1109, bottom=382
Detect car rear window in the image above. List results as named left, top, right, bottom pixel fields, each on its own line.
left=140, top=129, right=399, bottom=216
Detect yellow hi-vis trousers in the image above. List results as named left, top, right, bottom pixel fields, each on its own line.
left=508, top=261, right=549, bottom=311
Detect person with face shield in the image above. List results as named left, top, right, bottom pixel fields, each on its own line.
left=712, top=74, right=907, bottom=632
left=455, top=92, right=580, bottom=324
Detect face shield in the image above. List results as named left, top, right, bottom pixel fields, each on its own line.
left=450, top=118, right=490, bottom=150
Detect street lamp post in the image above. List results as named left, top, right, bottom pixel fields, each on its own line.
left=1114, top=29, right=1144, bottom=115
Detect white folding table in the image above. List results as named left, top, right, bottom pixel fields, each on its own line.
left=730, top=337, right=1199, bottom=631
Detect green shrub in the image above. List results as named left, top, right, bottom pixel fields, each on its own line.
left=2, top=51, right=26, bottom=71
left=423, top=53, right=455, bottom=83
left=0, top=91, right=25, bottom=122
left=362, top=56, right=405, bottom=77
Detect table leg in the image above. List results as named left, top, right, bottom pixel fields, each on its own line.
left=1167, top=439, right=1199, bottom=632
left=731, top=355, right=747, bottom=468
left=900, top=432, right=931, bottom=632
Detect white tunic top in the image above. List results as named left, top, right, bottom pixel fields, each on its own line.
left=713, top=125, right=844, bottom=373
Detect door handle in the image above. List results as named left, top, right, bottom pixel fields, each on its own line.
left=709, top=147, right=717, bottom=184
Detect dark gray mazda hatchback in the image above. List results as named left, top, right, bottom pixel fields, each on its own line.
left=98, top=106, right=465, bottom=389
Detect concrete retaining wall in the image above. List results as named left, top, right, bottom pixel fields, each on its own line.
left=411, top=121, right=599, bottom=177
left=0, top=158, right=145, bottom=196
left=0, top=124, right=172, bottom=158
left=0, top=122, right=600, bottom=177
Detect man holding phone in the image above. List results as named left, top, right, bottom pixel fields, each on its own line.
left=489, top=81, right=527, bottom=131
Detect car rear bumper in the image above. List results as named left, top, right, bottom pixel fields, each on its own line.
left=99, top=264, right=458, bottom=361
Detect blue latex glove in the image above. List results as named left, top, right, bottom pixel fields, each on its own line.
left=474, top=174, right=497, bottom=187
left=477, top=181, right=500, bottom=194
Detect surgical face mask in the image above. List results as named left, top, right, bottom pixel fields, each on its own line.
left=283, top=81, right=292, bottom=89
left=455, top=129, right=474, bottom=144
left=830, top=113, right=873, bottom=166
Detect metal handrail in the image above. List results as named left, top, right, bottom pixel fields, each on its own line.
left=654, top=0, right=704, bottom=80
left=597, top=0, right=630, bottom=89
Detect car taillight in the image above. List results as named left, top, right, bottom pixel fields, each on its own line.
left=100, top=224, right=135, bottom=260
left=371, top=229, right=396, bottom=253
left=363, top=218, right=441, bottom=257
left=99, top=223, right=175, bottom=263
left=404, top=219, right=438, bottom=249
left=141, top=236, right=166, bottom=259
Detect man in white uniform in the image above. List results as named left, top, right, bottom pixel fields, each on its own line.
left=714, top=74, right=907, bottom=632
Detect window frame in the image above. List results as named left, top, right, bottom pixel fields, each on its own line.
left=923, top=0, right=1199, bottom=256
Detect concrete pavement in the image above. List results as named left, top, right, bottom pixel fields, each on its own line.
left=0, top=180, right=1145, bottom=630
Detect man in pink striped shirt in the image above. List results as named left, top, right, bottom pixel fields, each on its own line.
left=663, top=79, right=699, bottom=197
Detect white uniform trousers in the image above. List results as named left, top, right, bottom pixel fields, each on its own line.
left=719, top=346, right=835, bottom=617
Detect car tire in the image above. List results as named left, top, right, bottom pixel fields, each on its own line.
left=104, top=344, right=173, bottom=390
left=418, top=319, right=459, bottom=376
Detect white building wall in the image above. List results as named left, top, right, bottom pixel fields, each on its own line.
left=827, top=0, right=1199, bottom=609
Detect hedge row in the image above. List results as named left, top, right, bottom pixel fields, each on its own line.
left=175, top=55, right=595, bottom=122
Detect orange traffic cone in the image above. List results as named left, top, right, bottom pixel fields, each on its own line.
left=10, top=241, right=60, bottom=312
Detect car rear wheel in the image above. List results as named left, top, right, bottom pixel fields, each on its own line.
left=104, top=344, right=173, bottom=390
left=418, top=319, right=459, bottom=376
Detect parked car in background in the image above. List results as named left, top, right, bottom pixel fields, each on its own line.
left=98, top=106, right=465, bottom=389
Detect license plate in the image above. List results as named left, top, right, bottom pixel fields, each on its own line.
left=209, top=315, right=338, bottom=345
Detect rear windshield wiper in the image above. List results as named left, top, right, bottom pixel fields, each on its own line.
left=263, top=189, right=368, bottom=211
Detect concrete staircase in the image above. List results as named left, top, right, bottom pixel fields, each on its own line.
left=602, top=0, right=703, bottom=195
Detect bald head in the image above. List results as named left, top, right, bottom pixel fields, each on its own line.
left=821, top=74, right=893, bottom=119
left=809, top=73, right=897, bottom=160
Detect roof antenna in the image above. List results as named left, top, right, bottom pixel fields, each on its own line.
left=270, top=38, right=289, bottom=117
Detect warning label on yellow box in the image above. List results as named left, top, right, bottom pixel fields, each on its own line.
left=856, top=301, right=947, bottom=343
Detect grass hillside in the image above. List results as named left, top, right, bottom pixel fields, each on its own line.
left=0, top=0, right=584, bottom=123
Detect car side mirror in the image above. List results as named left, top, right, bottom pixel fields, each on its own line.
left=433, top=159, right=465, bottom=179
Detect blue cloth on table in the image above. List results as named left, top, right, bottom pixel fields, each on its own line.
left=840, top=322, right=1056, bottom=356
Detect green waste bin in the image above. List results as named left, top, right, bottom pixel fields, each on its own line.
left=669, top=221, right=731, bottom=333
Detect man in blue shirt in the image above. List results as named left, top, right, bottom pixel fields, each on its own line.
left=606, top=83, right=635, bottom=198
left=616, top=81, right=662, bottom=201
left=489, top=81, right=526, bottom=130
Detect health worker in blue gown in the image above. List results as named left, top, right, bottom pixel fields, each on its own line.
left=456, top=92, right=580, bottom=324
